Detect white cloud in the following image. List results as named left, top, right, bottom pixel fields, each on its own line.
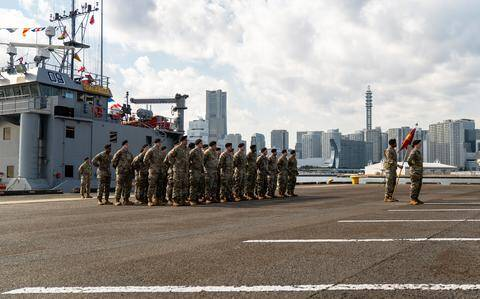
left=6, top=0, right=480, bottom=145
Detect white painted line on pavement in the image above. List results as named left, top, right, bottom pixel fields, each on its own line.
left=243, top=238, right=480, bottom=243
left=339, top=219, right=480, bottom=223
left=425, top=203, right=480, bottom=205
left=389, top=209, right=480, bottom=212
left=0, top=197, right=82, bottom=205
left=7, top=284, right=480, bottom=294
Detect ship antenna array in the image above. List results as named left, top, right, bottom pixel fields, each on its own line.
left=49, top=0, right=99, bottom=79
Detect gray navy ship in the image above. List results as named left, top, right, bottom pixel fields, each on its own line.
left=0, top=1, right=187, bottom=192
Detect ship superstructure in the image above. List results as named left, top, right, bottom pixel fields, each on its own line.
left=0, top=1, right=186, bottom=192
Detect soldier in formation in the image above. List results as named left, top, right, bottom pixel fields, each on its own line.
left=78, top=157, right=92, bottom=199
left=88, top=138, right=300, bottom=207
left=244, top=145, right=257, bottom=200
left=287, top=150, right=298, bottom=197
left=112, top=140, right=134, bottom=206
left=92, top=144, right=113, bottom=205
left=383, top=139, right=401, bottom=202
left=256, top=147, right=269, bottom=199
left=204, top=141, right=219, bottom=204
left=407, top=140, right=424, bottom=205
left=267, top=148, right=279, bottom=198
left=277, top=149, right=288, bottom=197
left=219, top=143, right=234, bottom=202
left=189, top=139, right=205, bottom=206
left=233, top=143, right=247, bottom=201
left=132, top=144, right=149, bottom=204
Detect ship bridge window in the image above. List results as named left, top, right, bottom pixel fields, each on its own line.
left=4, top=87, right=12, bottom=97
left=64, top=165, right=74, bottom=178
left=30, top=84, right=39, bottom=97
left=6, top=166, right=14, bottom=178
left=3, top=127, right=11, bottom=140
left=13, top=86, right=21, bottom=96
left=65, top=126, right=75, bottom=139
left=21, top=85, right=30, bottom=96
left=0, top=89, right=4, bottom=99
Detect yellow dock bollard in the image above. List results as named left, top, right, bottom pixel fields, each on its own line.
left=350, top=175, right=360, bottom=185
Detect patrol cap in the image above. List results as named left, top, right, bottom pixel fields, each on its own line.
left=238, top=143, right=245, bottom=148
left=225, top=143, right=233, bottom=148
left=271, top=148, right=277, bottom=153
left=121, top=140, right=128, bottom=146
left=250, top=144, right=256, bottom=150
left=412, top=140, right=422, bottom=146
left=209, top=141, right=217, bottom=146
left=290, top=150, right=296, bottom=154
left=154, top=138, right=161, bottom=144
left=84, top=157, right=89, bottom=161
left=141, top=144, right=149, bottom=151
left=104, top=144, right=111, bottom=150
left=180, top=136, right=188, bottom=142
left=282, top=149, right=287, bottom=154
left=195, top=138, right=203, bottom=145
left=261, top=147, right=267, bottom=153
left=388, top=139, right=396, bottom=146
left=188, top=142, right=195, bottom=149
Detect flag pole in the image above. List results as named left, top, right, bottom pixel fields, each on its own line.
left=391, top=124, right=418, bottom=198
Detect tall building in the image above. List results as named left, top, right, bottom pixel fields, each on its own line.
left=387, top=127, right=411, bottom=161
left=302, top=132, right=322, bottom=158
left=251, top=133, right=265, bottom=154
left=187, top=118, right=209, bottom=143
left=205, top=90, right=227, bottom=141
left=345, top=130, right=364, bottom=142
left=428, top=119, right=476, bottom=169
left=295, top=131, right=308, bottom=159
left=271, top=130, right=289, bottom=150
left=337, top=139, right=367, bottom=169
left=365, top=86, right=372, bottom=130
left=322, top=129, right=341, bottom=160
left=364, top=127, right=382, bottom=163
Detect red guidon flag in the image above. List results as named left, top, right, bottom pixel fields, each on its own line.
left=89, top=15, right=95, bottom=25
left=400, top=128, right=416, bottom=151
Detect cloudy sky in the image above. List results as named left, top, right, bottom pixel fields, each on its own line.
left=1, top=0, right=480, bottom=145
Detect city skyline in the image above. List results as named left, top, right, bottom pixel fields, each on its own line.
left=3, top=1, right=480, bottom=145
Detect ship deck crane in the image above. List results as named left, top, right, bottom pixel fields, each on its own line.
left=130, top=93, right=188, bottom=133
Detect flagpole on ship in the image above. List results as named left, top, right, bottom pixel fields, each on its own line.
left=100, top=0, right=103, bottom=85
left=70, top=0, right=76, bottom=79
left=391, top=124, right=418, bottom=198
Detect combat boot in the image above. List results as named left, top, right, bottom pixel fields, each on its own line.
left=220, top=197, right=228, bottom=203
left=104, top=200, right=113, bottom=205
left=189, top=200, right=198, bottom=206
left=416, top=199, right=424, bottom=204
left=114, top=200, right=121, bottom=206
left=384, top=196, right=394, bottom=202
left=409, top=199, right=420, bottom=205
left=124, top=199, right=134, bottom=206
left=234, top=196, right=242, bottom=202
left=97, top=199, right=104, bottom=205
left=86, top=195, right=93, bottom=198
left=172, top=201, right=181, bottom=207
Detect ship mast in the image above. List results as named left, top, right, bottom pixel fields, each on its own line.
left=50, top=0, right=99, bottom=80
left=100, top=0, right=104, bottom=85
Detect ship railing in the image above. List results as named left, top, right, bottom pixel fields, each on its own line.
left=0, top=95, right=51, bottom=115
left=41, top=63, right=110, bottom=89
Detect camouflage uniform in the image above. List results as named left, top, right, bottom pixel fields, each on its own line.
left=132, top=151, right=149, bottom=204
left=277, top=154, right=288, bottom=196
left=219, top=150, right=234, bottom=202
left=204, top=148, right=219, bottom=202
left=112, top=147, right=134, bottom=205
left=189, top=147, right=205, bottom=204
left=287, top=155, right=298, bottom=196
left=233, top=150, right=247, bottom=200
left=383, top=146, right=398, bottom=200
left=164, top=149, right=174, bottom=203
left=92, top=150, right=112, bottom=203
left=168, top=144, right=189, bottom=205
left=267, top=153, right=278, bottom=197
left=256, top=154, right=269, bottom=198
left=407, top=148, right=423, bottom=200
left=144, top=144, right=166, bottom=205
left=78, top=160, right=92, bottom=198
left=244, top=150, right=257, bottom=199
left=157, top=149, right=168, bottom=203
